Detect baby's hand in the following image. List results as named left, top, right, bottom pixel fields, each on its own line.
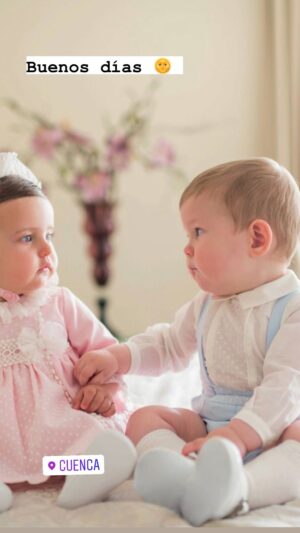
left=73, top=349, right=118, bottom=386
left=181, top=436, right=207, bottom=456
left=72, top=384, right=116, bottom=417
left=182, top=426, right=247, bottom=457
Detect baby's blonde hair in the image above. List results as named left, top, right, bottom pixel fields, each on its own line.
left=180, top=158, right=300, bottom=260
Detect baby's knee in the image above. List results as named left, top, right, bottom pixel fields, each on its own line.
left=127, top=405, right=156, bottom=426
left=125, top=405, right=160, bottom=433
left=280, top=420, right=300, bottom=443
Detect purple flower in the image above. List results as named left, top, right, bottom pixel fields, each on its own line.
left=32, top=127, right=64, bottom=159
left=75, top=170, right=111, bottom=202
left=149, top=139, right=176, bottom=168
left=105, top=134, right=131, bottom=171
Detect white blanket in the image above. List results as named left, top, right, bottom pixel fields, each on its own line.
left=1, top=473, right=300, bottom=528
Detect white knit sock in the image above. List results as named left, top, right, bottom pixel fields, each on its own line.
left=136, top=429, right=186, bottom=457
left=180, top=438, right=248, bottom=526
left=108, top=430, right=183, bottom=504
left=245, top=440, right=300, bottom=509
left=134, top=429, right=190, bottom=511
left=134, top=448, right=194, bottom=512
left=0, top=483, right=13, bottom=513
left=57, top=429, right=137, bottom=509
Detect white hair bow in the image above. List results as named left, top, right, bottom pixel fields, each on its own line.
left=0, top=152, right=41, bottom=188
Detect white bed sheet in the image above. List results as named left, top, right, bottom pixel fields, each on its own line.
left=1, top=479, right=300, bottom=528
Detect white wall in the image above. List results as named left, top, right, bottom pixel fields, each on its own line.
left=0, top=0, right=275, bottom=336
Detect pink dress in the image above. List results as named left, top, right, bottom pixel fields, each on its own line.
left=0, top=285, right=132, bottom=484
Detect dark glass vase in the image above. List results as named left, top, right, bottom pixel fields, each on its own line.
left=97, top=297, right=122, bottom=340
left=82, top=200, right=122, bottom=339
left=82, top=200, right=115, bottom=285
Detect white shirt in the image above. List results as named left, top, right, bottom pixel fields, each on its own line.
left=126, top=270, right=300, bottom=446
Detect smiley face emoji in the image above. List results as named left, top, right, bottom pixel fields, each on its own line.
left=155, top=57, right=171, bottom=74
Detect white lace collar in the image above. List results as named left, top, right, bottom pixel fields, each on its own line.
left=0, top=288, right=58, bottom=323
left=0, top=275, right=59, bottom=323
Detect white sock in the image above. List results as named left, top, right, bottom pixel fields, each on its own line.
left=134, top=447, right=194, bottom=511
left=0, top=483, right=13, bottom=513
left=108, top=429, right=183, bottom=504
left=57, top=429, right=137, bottom=509
left=134, top=429, right=190, bottom=511
left=245, top=440, right=300, bottom=509
left=180, top=438, right=248, bottom=526
left=134, top=437, right=248, bottom=523
left=108, top=428, right=183, bottom=503
left=136, top=429, right=186, bottom=457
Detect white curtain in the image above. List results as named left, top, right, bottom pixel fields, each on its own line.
left=272, top=0, right=300, bottom=274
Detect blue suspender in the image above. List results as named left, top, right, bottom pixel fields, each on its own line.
left=196, top=295, right=215, bottom=396
left=265, top=290, right=300, bottom=350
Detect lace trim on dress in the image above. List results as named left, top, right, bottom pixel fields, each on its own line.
left=0, top=338, right=40, bottom=366
left=0, top=286, right=57, bottom=323
left=0, top=320, right=69, bottom=368
left=0, top=273, right=59, bottom=323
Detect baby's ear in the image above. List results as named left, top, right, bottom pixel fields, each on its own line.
left=248, top=219, right=273, bottom=256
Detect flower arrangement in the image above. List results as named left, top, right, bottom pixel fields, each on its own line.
left=4, top=84, right=184, bottom=204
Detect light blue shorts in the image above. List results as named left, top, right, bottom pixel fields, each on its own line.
left=195, top=393, right=262, bottom=464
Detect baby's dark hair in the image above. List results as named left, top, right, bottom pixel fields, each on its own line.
left=0, top=175, right=46, bottom=204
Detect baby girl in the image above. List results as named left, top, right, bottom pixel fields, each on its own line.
left=0, top=152, right=136, bottom=512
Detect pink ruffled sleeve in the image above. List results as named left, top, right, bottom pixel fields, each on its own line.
left=59, top=287, right=117, bottom=356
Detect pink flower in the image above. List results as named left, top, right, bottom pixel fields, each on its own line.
left=32, top=127, right=64, bottom=159
left=149, top=139, right=176, bottom=168
left=105, top=134, right=131, bottom=171
left=75, top=171, right=111, bottom=202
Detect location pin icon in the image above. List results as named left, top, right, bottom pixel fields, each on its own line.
left=48, top=461, right=56, bottom=471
